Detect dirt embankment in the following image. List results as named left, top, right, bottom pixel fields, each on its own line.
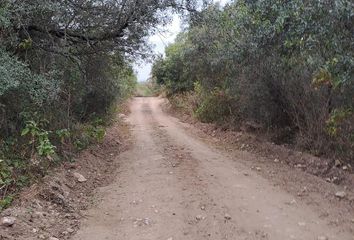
left=163, top=98, right=354, bottom=233
left=0, top=114, right=132, bottom=240
left=164, top=99, right=354, bottom=192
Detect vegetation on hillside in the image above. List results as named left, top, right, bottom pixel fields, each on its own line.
left=152, top=0, right=354, bottom=162
left=0, top=0, right=202, bottom=209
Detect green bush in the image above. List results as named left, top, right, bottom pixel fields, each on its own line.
left=153, top=0, right=354, bottom=162
left=1, top=0, right=204, bottom=210
left=194, top=84, right=234, bottom=123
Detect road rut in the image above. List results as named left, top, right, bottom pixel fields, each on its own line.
left=73, top=97, right=353, bottom=240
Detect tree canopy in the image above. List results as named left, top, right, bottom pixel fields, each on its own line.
left=0, top=0, right=207, bottom=203
left=152, top=0, right=354, bottom=161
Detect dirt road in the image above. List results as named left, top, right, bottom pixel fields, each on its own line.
left=73, top=97, right=353, bottom=240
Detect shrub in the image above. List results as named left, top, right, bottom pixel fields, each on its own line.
left=195, top=85, right=234, bottom=123
left=152, top=0, right=354, bottom=162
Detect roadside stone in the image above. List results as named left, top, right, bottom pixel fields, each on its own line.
left=66, top=227, right=75, bottom=234
left=143, top=218, right=152, bottom=225
left=274, top=158, right=279, bottom=163
left=0, top=216, right=16, bottom=227
left=224, top=213, right=232, bottom=220
left=73, top=172, right=87, bottom=182
left=196, top=215, right=204, bottom=221
left=49, top=237, right=59, bottom=240
left=133, top=218, right=152, bottom=227
left=64, top=213, right=73, bottom=219
left=335, top=159, right=341, bottom=167
left=335, top=191, right=347, bottom=199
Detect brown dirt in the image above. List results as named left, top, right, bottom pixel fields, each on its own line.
left=2, top=97, right=354, bottom=240
left=0, top=112, right=132, bottom=240
left=70, top=97, right=353, bottom=240
left=164, top=98, right=354, bottom=200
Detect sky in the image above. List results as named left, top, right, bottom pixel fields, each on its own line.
left=134, top=0, right=229, bottom=82
left=134, top=14, right=181, bottom=82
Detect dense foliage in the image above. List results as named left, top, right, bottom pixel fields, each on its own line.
left=152, top=0, right=354, bottom=161
left=0, top=0, right=203, bottom=207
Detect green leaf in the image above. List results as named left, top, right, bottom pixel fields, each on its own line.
left=21, top=128, right=30, bottom=136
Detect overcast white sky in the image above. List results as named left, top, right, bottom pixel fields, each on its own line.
left=134, top=0, right=229, bottom=82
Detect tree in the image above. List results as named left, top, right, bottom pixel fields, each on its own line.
left=0, top=0, right=208, bottom=198
left=153, top=0, right=354, bottom=161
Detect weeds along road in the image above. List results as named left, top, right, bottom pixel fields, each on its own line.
left=73, top=97, right=353, bottom=240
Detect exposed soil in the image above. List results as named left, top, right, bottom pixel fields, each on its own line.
left=2, top=97, right=354, bottom=240
left=164, top=98, right=354, bottom=203
left=0, top=112, right=132, bottom=240
left=72, top=97, right=353, bottom=240
left=170, top=107, right=354, bottom=188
